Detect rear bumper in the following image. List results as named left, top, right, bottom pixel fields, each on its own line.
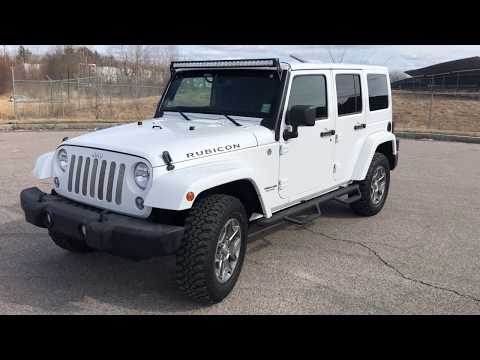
left=20, top=187, right=184, bottom=259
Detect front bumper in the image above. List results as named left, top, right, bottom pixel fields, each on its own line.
left=20, top=187, right=184, bottom=259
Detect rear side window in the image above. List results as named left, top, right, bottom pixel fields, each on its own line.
left=367, top=74, right=389, bottom=111
left=336, top=74, right=362, bottom=116
left=288, top=75, right=328, bottom=119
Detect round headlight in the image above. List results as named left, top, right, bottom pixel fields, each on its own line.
left=134, top=162, right=150, bottom=189
left=57, top=148, right=68, bottom=172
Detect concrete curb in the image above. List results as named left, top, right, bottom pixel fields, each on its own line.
left=396, top=131, right=480, bottom=144
left=0, top=122, right=121, bottom=131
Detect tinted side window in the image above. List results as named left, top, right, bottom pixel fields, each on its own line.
left=336, top=74, right=362, bottom=116
left=367, top=74, right=389, bottom=111
left=288, top=75, right=328, bottom=119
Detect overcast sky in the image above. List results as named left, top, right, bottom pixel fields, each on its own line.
left=6, top=45, right=480, bottom=72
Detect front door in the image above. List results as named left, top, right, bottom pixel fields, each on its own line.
left=278, top=71, right=336, bottom=200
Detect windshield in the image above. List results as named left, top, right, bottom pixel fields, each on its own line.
left=158, top=69, right=282, bottom=128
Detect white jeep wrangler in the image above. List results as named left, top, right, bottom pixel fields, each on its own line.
left=20, top=58, right=399, bottom=303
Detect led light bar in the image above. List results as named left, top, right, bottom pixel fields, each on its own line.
left=171, top=58, right=280, bottom=71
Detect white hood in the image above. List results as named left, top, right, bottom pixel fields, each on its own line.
left=62, top=113, right=275, bottom=167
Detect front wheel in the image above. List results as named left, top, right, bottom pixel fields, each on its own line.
left=175, top=194, right=247, bottom=304
left=351, top=152, right=390, bottom=216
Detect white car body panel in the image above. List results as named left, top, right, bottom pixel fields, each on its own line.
left=32, top=151, right=54, bottom=179
left=146, top=159, right=262, bottom=212
left=352, top=131, right=397, bottom=180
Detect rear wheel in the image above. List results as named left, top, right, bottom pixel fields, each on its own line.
left=175, top=194, right=247, bottom=304
left=351, top=152, right=390, bottom=216
left=49, top=231, right=93, bottom=253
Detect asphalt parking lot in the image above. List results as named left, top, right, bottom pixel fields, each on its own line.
left=1, top=130, right=479, bottom=314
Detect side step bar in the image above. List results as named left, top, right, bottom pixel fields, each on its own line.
left=255, top=184, right=361, bottom=227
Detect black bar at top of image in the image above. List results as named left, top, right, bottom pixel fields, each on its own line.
left=2, top=3, right=480, bottom=45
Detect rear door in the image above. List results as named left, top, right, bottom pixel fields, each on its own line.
left=332, top=71, right=367, bottom=183
left=278, top=70, right=336, bottom=200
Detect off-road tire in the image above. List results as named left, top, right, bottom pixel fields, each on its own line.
left=351, top=152, right=390, bottom=216
left=49, top=231, right=93, bottom=253
left=175, top=194, right=248, bottom=304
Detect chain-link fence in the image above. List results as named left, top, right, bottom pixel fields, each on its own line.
left=392, top=90, right=480, bottom=135
left=392, top=71, right=480, bottom=135
left=12, top=75, right=164, bottom=122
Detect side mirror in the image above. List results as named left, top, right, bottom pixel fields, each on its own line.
left=283, top=105, right=317, bottom=140
left=287, top=105, right=317, bottom=127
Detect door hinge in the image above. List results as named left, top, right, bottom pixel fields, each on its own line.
left=279, top=178, right=288, bottom=190
left=333, top=163, right=337, bottom=174
left=280, top=144, right=289, bottom=155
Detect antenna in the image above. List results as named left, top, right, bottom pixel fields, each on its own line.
left=289, top=54, right=307, bottom=63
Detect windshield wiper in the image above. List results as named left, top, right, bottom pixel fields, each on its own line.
left=179, top=111, right=191, bottom=121
left=223, top=114, right=242, bottom=127
left=156, top=109, right=191, bottom=121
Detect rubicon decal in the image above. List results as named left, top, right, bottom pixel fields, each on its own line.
left=186, top=144, right=241, bottom=158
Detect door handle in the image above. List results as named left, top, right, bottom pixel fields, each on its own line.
left=320, top=129, right=336, bottom=137
left=354, top=123, right=367, bottom=130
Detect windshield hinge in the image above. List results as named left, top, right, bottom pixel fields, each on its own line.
left=279, top=178, right=288, bottom=190
left=162, top=151, right=175, bottom=171
left=280, top=144, right=289, bottom=156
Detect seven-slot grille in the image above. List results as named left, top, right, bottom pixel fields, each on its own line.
left=67, top=154, right=126, bottom=205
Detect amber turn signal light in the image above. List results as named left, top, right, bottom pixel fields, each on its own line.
left=186, top=192, right=195, bottom=202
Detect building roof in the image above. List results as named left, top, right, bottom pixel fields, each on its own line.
left=405, top=56, right=480, bottom=77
